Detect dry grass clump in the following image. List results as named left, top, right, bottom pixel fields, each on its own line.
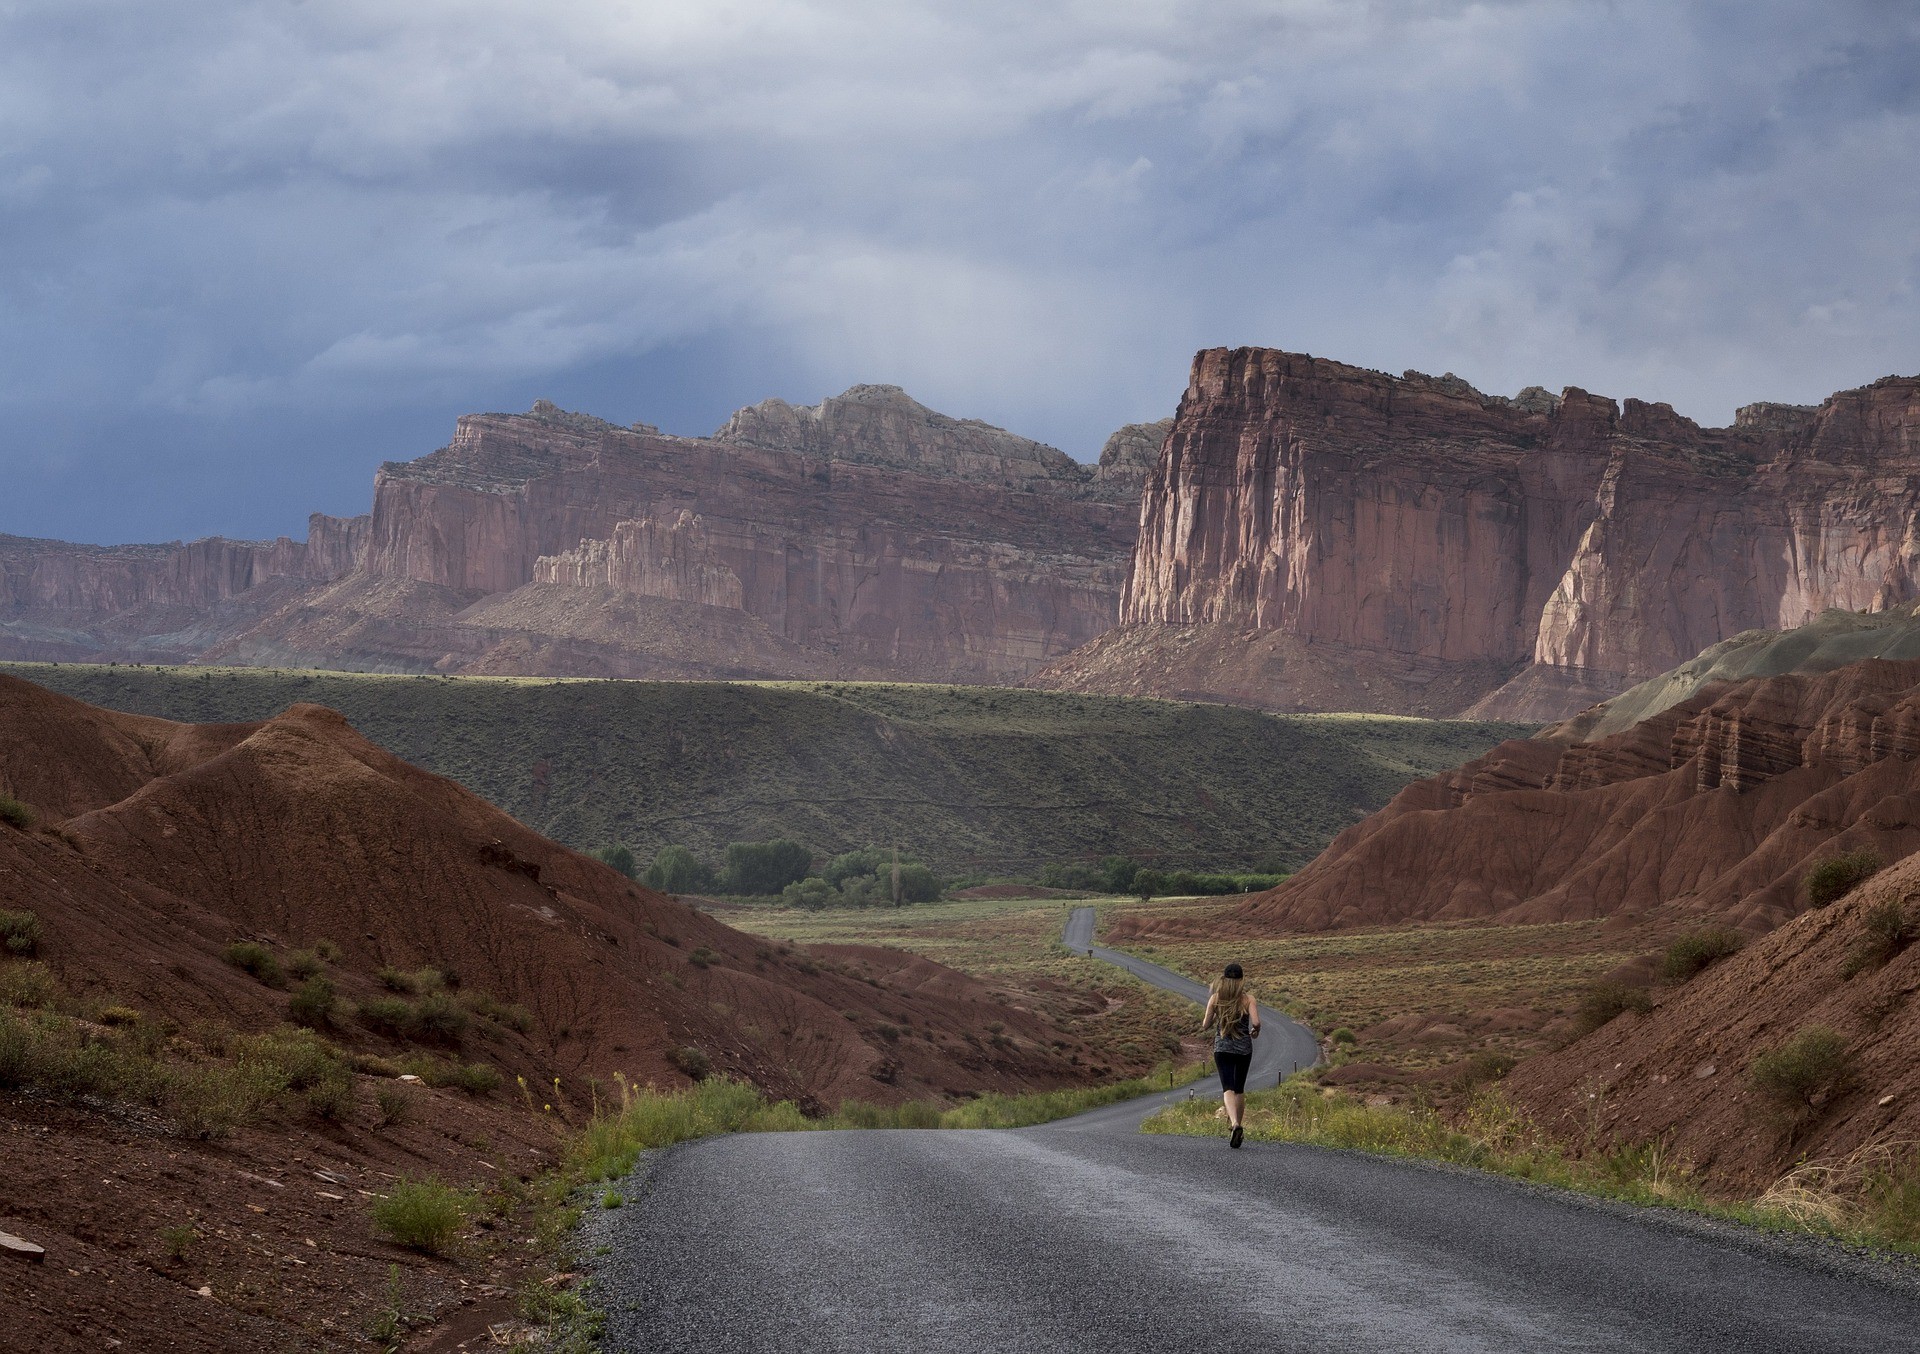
left=1805, top=849, right=1883, bottom=908
left=0, top=794, right=34, bottom=830
left=221, top=941, right=286, bottom=988
left=1757, top=1140, right=1920, bottom=1246
left=1658, top=928, right=1744, bottom=983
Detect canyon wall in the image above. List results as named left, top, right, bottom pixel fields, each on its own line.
left=1040, top=347, right=1920, bottom=718
left=1, top=389, right=1136, bottom=682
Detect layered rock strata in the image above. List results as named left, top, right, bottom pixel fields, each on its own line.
left=1106, top=654, right=1920, bottom=939
left=1042, top=348, right=1920, bottom=718
left=1, top=390, right=1141, bottom=682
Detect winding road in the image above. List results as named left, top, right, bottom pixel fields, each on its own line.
left=590, top=907, right=1920, bottom=1352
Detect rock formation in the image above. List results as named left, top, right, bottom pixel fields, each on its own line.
left=0, top=391, right=1143, bottom=682
left=1037, top=347, right=1920, bottom=718
left=1103, top=647, right=1920, bottom=941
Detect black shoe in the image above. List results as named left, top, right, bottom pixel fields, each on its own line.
left=1230, top=1124, right=1244, bottom=1149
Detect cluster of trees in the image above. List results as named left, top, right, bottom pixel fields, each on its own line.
left=592, top=839, right=940, bottom=908
left=1036, top=856, right=1285, bottom=899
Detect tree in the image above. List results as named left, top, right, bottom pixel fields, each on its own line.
left=593, top=844, right=636, bottom=879
left=722, top=839, right=814, bottom=895
left=1100, top=856, right=1138, bottom=894
left=896, top=863, right=941, bottom=904
left=643, top=845, right=714, bottom=894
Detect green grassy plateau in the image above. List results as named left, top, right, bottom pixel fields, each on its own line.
left=1, top=663, right=1530, bottom=875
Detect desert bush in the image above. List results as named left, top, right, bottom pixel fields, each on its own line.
left=1659, top=928, right=1745, bottom=983
left=592, top=844, right=636, bottom=879
left=687, top=946, right=716, bottom=969
left=167, top=1060, right=288, bottom=1139
left=1570, top=981, right=1652, bottom=1037
left=221, top=942, right=285, bottom=988
left=357, top=996, right=416, bottom=1037
left=401, top=1054, right=501, bottom=1095
left=285, top=949, right=325, bottom=981
left=462, top=990, right=534, bottom=1034
left=1842, top=899, right=1920, bottom=978
left=0, top=960, right=61, bottom=1008
left=375, top=1082, right=412, bottom=1127
left=288, top=977, right=337, bottom=1029
left=721, top=839, right=813, bottom=895
left=97, top=1004, right=142, bottom=1027
left=1805, top=849, right=1884, bottom=908
left=1750, top=1025, right=1853, bottom=1121
left=1331, top=1027, right=1358, bottom=1046
left=0, top=909, right=42, bottom=957
left=643, top=844, right=715, bottom=894
left=159, top=1224, right=197, bottom=1264
left=376, top=965, right=417, bottom=993
left=0, top=794, right=34, bottom=830
left=371, top=1176, right=470, bottom=1255
left=234, top=1027, right=353, bottom=1121
left=668, top=1045, right=712, bottom=1081
left=1451, top=1049, right=1518, bottom=1091
left=411, top=993, right=469, bottom=1044
left=312, top=938, right=343, bottom=963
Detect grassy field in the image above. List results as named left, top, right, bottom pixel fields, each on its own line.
left=1109, top=895, right=1647, bottom=1078
left=714, top=893, right=1207, bottom=1075
left=0, top=662, right=1528, bottom=876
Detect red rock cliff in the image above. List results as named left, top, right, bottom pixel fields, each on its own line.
left=1078, top=348, right=1920, bottom=717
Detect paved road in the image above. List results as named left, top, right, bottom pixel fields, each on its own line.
left=591, top=910, right=1920, bottom=1353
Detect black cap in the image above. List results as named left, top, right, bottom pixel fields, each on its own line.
left=1223, top=962, right=1243, bottom=980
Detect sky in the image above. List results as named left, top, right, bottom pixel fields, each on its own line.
left=2, top=0, right=1918, bottom=544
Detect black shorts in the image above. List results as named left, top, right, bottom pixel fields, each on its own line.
left=1214, top=1051, right=1252, bottom=1093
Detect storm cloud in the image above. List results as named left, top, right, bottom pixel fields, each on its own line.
left=3, top=1, right=1917, bottom=541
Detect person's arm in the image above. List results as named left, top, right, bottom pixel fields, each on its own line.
left=1248, top=991, right=1262, bottom=1036
left=1200, top=993, right=1216, bottom=1033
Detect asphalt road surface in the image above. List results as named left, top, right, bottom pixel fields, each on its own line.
left=591, top=909, right=1920, bottom=1353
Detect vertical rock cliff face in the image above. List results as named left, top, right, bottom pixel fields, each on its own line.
left=1042, top=347, right=1920, bottom=718
left=3, top=391, right=1137, bottom=682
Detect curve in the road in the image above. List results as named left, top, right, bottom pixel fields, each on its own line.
left=1055, top=904, right=1317, bottom=1130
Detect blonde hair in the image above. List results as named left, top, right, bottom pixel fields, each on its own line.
left=1209, top=974, right=1248, bottom=1037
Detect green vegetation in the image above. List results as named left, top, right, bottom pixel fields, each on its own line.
left=591, top=844, right=636, bottom=878
left=1132, top=868, right=1286, bottom=899
left=1805, top=849, right=1884, bottom=908
left=221, top=941, right=286, bottom=988
left=1749, top=1025, right=1853, bottom=1124
left=722, top=838, right=812, bottom=894
left=0, top=909, right=42, bottom=957
left=1843, top=898, right=1919, bottom=978
left=371, top=1176, right=472, bottom=1255
left=1658, top=928, right=1745, bottom=983
left=1570, top=981, right=1652, bottom=1037
left=0, top=794, right=33, bottom=830
left=0, top=663, right=1529, bottom=875
left=642, top=844, right=712, bottom=893
left=288, top=976, right=337, bottom=1028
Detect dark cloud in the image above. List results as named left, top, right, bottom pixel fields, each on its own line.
left=2, top=0, right=1917, bottom=542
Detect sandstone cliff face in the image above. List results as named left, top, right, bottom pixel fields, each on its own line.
left=3, top=391, right=1138, bottom=683
left=1055, top=347, right=1920, bottom=718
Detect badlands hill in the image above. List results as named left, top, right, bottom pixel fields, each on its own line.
left=0, top=388, right=1153, bottom=685
left=1110, top=611, right=1920, bottom=942
left=0, top=673, right=1098, bottom=1105
left=1037, top=348, right=1920, bottom=720
left=0, top=662, right=1529, bottom=874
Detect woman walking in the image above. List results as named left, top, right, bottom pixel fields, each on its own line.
left=1201, top=962, right=1260, bottom=1148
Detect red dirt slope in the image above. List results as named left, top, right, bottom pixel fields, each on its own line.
left=1505, top=853, right=1920, bottom=1195
left=0, top=673, right=1097, bottom=1105
left=1113, top=657, right=1920, bottom=939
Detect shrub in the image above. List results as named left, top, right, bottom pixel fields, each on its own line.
left=720, top=839, right=813, bottom=895
left=825, top=847, right=888, bottom=887
left=1805, top=850, right=1884, bottom=908
left=643, top=845, right=715, bottom=894
left=463, top=991, right=535, bottom=1034
left=401, top=1055, right=501, bottom=1095
left=159, top=1225, right=196, bottom=1264
left=0, top=909, right=42, bottom=957
left=222, top=942, right=285, bottom=988
left=285, top=949, right=325, bottom=981
left=1570, top=982, right=1652, bottom=1037
left=781, top=877, right=836, bottom=911
left=376, top=965, right=418, bottom=994
left=1331, top=1028, right=1358, bottom=1046
left=1451, top=1049, right=1518, bottom=1091
left=312, top=939, right=343, bottom=963
left=0, top=960, right=61, bottom=1008
left=375, top=1082, right=412, bottom=1127
left=1842, top=899, right=1920, bottom=978
left=593, top=844, right=636, bottom=879
left=1751, top=1025, right=1853, bottom=1121
left=167, top=1061, right=288, bottom=1139
left=668, top=1045, right=711, bottom=1081
left=97, top=1005, right=142, bottom=1027
left=288, top=977, right=337, bottom=1029
left=371, top=1177, right=470, bottom=1255
left=688, top=947, right=716, bottom=969
left=357, top=996, right=417, bottom=1038
left=411, top=993, right=469, bottom=1045
left=1659, top=928, right=1745, bottom=983
left=0, top=795, right=34, bottom=830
